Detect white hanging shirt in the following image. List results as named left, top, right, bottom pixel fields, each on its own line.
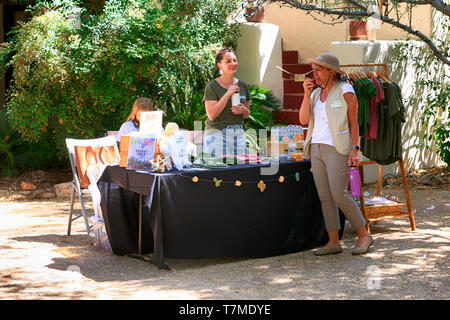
left=311, top=82, right=355, bottom=147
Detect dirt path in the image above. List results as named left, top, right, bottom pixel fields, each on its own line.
left=0, top=183, right=449, bottom=300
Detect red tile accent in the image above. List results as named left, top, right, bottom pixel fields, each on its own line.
left=283, top=94, right=303, bottom=109
left=273, top=110, right=301, bottom=125
left=282, top=50, right=298, bottom=64
left=284, top=79, right=304, bottom=94
left=278, top=51, right=312, bottom=124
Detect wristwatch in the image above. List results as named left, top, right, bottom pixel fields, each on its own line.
left=352, top=145, right=360, bottom=151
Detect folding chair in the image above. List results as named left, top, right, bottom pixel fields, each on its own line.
left=65, top=136, right=120, bottom=244
left=106, top=131, right=119, bottom=139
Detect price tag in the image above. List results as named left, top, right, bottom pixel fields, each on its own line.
left=295, top=74, right=306, bottom=82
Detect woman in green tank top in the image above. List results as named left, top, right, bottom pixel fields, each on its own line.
left=202, top=48, right=251, bottom=156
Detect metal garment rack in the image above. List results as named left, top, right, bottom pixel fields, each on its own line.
left=340, top=63, right=389, bottom=74
left=340, top=63, right=416, bottom=232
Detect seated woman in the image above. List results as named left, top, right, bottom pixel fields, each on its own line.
left=202, top=48, right=251, bottom=157
left=116, top=97, right=153, bottom=146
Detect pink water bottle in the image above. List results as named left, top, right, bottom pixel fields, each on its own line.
left=349, top=166, right=361, bottom=197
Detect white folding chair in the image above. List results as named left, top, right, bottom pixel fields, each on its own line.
left=106, top=131, right=119, bottom=138
left=65, top=136, right=120, bottom=244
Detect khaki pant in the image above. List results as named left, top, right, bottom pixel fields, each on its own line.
left=310, top=143, right=366, bottom=232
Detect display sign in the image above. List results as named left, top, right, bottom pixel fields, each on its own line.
left=126, top=134, right=156, bottom=170
left=140, top=111, right=163, bottom=133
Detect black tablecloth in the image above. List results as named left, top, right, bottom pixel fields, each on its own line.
left=98, top=161, right=345, bottom=268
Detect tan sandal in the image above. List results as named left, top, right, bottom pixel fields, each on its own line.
left=314, top=244, right=343, bottom=256
left=352, top=235, right=374, bottom=255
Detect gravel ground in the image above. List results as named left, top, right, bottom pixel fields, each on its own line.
left=0, top=183, right=449, bottom=301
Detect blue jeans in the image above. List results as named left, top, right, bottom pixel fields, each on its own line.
left=203, top=124, right=247, bottom=156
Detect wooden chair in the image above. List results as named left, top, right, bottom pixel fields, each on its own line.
left=357, top=158, right=416, bottom=232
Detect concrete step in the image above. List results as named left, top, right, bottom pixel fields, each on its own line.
left=284, top=79, right=305, bottom=94
left=282, top=50, right=298, bottom=64
left=279, top=50, right=310, bottom=124
left=283, top=94, right=304, bottom=110
left=273, top=109, right=301, bottom=125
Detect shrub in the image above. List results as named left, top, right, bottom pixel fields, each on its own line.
left=245, top=85, right=281, bottom=130
left=1, top=0, right=241, bottom=159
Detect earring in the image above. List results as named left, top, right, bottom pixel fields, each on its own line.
left=219, top=69, right=223, bottom=75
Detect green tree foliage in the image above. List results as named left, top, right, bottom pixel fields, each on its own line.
left=0, top=108, right=62, bottom=176
left=392, top=12, right=449, bottom=166
left=0, top=0, right=241, bottom=159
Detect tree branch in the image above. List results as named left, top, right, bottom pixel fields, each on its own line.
left=426, top=0, right=450, bottom=16
left=268, top=0, right=450, bottom=66
left=378, top=14, right=449, bottom=66
left=384, top=1, right=450, bottom=16
left=268, top=0, right=371, bottom=18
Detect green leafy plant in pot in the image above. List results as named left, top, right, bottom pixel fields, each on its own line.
left=244, top=0, right=266, bottom=22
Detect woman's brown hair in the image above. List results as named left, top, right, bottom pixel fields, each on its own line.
left=126, top=97, right=153, bottom=122
left=215, top=47, right=235, bottom=65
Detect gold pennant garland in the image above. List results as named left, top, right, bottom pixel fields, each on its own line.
left=179, top=168, right=311, bottom=193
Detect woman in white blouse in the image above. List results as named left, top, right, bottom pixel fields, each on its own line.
left=300, top=53, right=373, bottom=256
left=116, top=97, right=153, bottom=146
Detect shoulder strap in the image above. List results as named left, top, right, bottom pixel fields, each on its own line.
left=310, top=89, right=321, bottom=110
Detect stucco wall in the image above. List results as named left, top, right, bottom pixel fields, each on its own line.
left=235, top=22, right=283, bottom=100
left=261, top=3, right=445, bottom=180
left=265, top=3, right=432, bottom=62
left=329, top=39, right=447, bottom=182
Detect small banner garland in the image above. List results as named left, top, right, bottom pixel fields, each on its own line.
left=181, top=168, right=311, bottom=193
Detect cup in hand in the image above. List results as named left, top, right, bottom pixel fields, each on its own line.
left=231, top=92, right=240, bottom=107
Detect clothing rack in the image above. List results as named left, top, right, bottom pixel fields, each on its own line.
left=340, top=63, right=389, bottom=74
left=340, top=63, right=416, bottom=232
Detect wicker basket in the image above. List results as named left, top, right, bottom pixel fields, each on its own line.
left=363, top=201, right=405, bottom=219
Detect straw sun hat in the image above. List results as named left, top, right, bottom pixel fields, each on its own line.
left=307, top=52, right=344, bottom=75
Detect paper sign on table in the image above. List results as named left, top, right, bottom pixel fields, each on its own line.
left=140, top=111, right=163, bottom=133
left=126, top=134, right=156, bottom=171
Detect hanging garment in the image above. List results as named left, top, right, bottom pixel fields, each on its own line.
left=352, top=78, right=378, bottom=136
left=360, top=80, right=406, bottom=165
left=365, top=77, right=384, bottom=139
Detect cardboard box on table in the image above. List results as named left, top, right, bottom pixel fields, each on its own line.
left=266, top=140, right=304, bottom=156
left=119, top=135, right=131, bottom=167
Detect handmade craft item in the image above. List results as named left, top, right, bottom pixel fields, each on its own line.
left=149, top=155, right=171, bottom=172
left=164, top=122, right=179, bottom=137
left=257, top=180, right=266, bottom=192
left=213, top=177, right=222, bottom=187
